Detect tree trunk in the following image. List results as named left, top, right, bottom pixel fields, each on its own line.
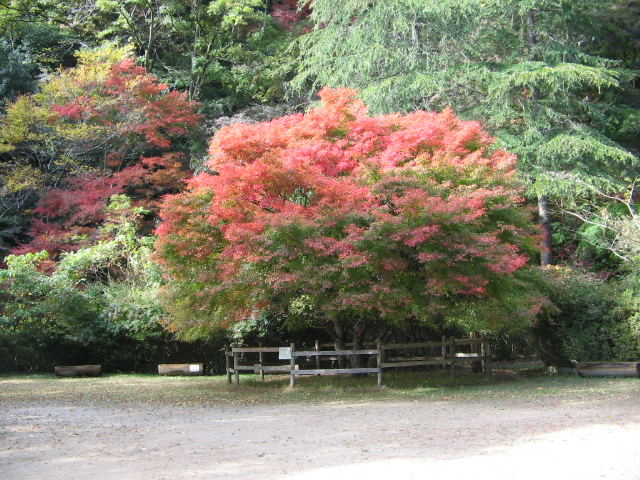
left=145, top=10, right=156, bottom=73
left=538, top=194, right=554, bottom=266
left=350, top=317, right=368, bottom=374
left=327, top=317, right=347, bottom=368
left=527, top=11, right=554, bottom=266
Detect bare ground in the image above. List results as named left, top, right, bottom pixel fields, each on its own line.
left=1, top=376, right=640, bottom=480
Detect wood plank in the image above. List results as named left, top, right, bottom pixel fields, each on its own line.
left=55, top=365, right=101, bottom=377
left=236, top=365, right=290, bottom=372
left=290, top=343, right=296, bottom=387
left=252, top=365, right=294, bottom=373
left=292, top=368, right=381, bottom=376
left=386, top=356, right=442, bottom=362
left=158, top=363, right=204, bottom=376
left=377, top=341, right=383, bottom=387
left=293, top=349, right=379, bottom=357
left=231, top=347, right=282, bottom=353
left=381, top=360, right=447, bottom=368
left=316, top=342, right=377, bottom=348
left=380, top=342, right=448, bottom=350
left=233, top=352, right=239, bottom=385
left=226, top=346, right=232, bottom=384
left=576, top=362, right=640, bottom=377
left=454, top=339, right=486, bottom=346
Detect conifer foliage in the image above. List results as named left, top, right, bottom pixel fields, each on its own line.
left=156, top=88, right=542, bottom=338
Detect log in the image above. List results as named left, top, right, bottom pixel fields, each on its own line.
left=55, top=365, right=101, bottom=377
left=158, top=363, right=204, bottom=376
left=576, top=362, right=640, bottom=377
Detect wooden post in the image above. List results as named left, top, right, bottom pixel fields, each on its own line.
left=289, top=343, right=296, bottom=388
left=441, top=335, right=447, bottom=370
left=226, top=346, right=232, bottom=384
left=486, top=339, right=492, bottom=378
left=470, top=332, right=482, bottom=373
left=336, top=341, right=345, bottom=369
left=450, top=337, right=456, bottom=381
left=480, top=337, right=487, bottom=373
left=233, top=349, right=240, bottom=386
left=258, top=342, right=265, bottom=380
left=315, top=340, right=321, bottom=371
left=377, top=340, right=383, bottom=387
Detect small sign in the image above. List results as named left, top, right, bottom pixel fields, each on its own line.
left=278, top=347, right=291, bottom=360
left=189, top=364, right=200, bottom=373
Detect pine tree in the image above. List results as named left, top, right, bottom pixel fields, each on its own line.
left=292, top=0, right=640, bottom=265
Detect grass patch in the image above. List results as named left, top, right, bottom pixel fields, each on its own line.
left=1, top=363, right=638, bottom=407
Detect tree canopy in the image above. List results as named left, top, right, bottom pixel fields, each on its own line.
left=0, top=46, right=202, bottom=256
left=155, top=88, right=544, bottom=340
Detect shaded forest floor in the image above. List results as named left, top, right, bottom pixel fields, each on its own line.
left=2, top=364, right=639, bottom=479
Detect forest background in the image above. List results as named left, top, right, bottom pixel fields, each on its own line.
left=1, top=0, right=640, bottom=374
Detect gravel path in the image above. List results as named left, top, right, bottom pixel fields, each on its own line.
left=2, top=393, right=639, bottom=479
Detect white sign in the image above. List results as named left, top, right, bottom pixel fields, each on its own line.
left=189, top=364, right=200, bottom=373
left=278, top=347, right=292, bottom=360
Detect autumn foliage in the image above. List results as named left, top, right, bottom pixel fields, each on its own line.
left=2, top=49, right=201, bottom=256
left=270, top=0, right=312, bottom=30
left=156, top=88, right=542, bottom=337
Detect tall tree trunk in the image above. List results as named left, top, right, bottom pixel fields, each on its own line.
left=539, top=194, right=554, bottom=266
left=527, top=10, right=554, bottom=266
left=145, top=10, right=156, bottom=72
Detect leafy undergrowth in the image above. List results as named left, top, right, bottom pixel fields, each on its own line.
left=1, top=363, right=638, bottom=407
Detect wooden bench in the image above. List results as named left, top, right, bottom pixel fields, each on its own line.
left=158, top=363, right=204, bottom=376
left=55, top=365, right=101, bottom=377
left=576, top=362, right=640, bottom=377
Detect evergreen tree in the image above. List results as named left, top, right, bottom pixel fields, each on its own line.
left=293, top=0, right=640, bottom=265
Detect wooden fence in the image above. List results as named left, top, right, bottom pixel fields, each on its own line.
left=226, top=337, right=491, bottom=386
left=312, top=341, right=377, bottom=369
left=380, top=337, right=492, bottom=381
left=289, top=343, right=381, bottom=387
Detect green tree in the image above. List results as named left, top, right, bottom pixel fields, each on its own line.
left=292, top=0, right=640, bottom=265
left=532, top=266, right=640, bottom=366
left=0, top=46, right=202, bottom=256
left=0, top=195, right=170, bottom=372
left=1, top=0, right=297, bottom=109
left=0, top=0, right=82, bottom=88
left=93, top=0, right=293, bottom=106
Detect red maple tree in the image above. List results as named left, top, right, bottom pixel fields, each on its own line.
left=156, top=88, right=543, bottom=341
left=11, top=56, right=202, bottom=257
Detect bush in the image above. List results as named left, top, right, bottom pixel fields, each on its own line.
left=531, top=266, right=640, bottom=367
left=0, top=200, right=233, bottom=374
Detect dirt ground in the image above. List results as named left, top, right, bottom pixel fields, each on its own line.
left=2, top=383, right=640, bottom=480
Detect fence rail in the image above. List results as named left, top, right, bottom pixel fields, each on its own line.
left=379, top=336, right=491, bottom=381
left=289, top=343, right=382, bottom=387
left=226, top=337, right=491, bottom=386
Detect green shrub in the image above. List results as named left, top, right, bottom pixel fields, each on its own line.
left=532, top=266, right=640, bottom=366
